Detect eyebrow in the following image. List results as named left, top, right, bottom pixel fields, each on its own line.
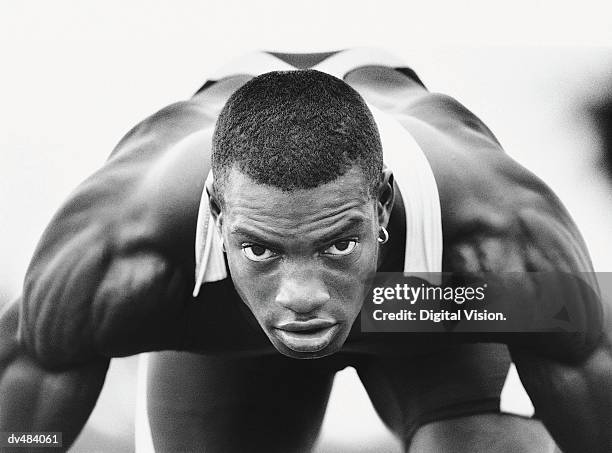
left=230, top=226, right=280, bottom=248
left=230, top=216, right=367, bottom=249
left=313, top=217, right=366, bottom=247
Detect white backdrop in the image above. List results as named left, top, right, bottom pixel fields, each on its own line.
left=2, top=2, right=612, bottom=452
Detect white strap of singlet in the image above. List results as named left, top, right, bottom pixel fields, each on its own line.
left=193, top=172, right=228, bottom=297
left=366, top=103, right=444, bottom=281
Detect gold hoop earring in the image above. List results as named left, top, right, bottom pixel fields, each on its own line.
left=377, top=226, right=389, bottom=244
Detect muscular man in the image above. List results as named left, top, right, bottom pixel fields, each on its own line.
left=1, top=49, right=610, bottom=452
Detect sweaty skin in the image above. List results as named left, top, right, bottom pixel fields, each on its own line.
left=0, top=58, right=610, bottom=452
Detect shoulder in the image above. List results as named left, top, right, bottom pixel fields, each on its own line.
left=391, top=91, right=593, bottom=273
left=442, top=154, right=593, bottom=274
left=351, top=69, right=594, bottom=273
left=20, top=102, right=218, bottom=367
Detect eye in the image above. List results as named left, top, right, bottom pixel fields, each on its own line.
left=242, top=244, right=277, bottom=262
left=323, top=239, right=358, bottom=256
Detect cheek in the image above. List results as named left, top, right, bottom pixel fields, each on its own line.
left=225, top=250, right=277, bottom=308
left=326, top=244, right=378, bottom=308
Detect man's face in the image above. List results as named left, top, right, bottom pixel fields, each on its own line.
left=215, top=166, right=381, bottom=359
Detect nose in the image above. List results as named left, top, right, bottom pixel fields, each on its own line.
left=275, top=274, right=331, bottom=315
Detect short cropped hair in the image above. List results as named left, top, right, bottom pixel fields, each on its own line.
left=211, top=70, right=383, bottom=202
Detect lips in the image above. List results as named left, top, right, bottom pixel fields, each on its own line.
left=273, top=319, right=339, bottom=353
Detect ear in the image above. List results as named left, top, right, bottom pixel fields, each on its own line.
left=206, top=176, right=224, bottom=235
left=377, top=166, right=395, bottom=228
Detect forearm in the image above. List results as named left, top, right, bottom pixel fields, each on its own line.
left=0, top=301, right=109, bottom=450
left=511, top=336, right=612, bottom=453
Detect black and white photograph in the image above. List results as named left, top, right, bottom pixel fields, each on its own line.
left=1, top=2, right=612, bottom=452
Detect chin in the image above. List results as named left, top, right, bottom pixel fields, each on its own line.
left=268, top=332, right=346, bottom=360
left=275, top=344, right=340, bottom=360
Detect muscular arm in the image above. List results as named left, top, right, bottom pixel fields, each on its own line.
left=431, top=108, right=611, bottom=452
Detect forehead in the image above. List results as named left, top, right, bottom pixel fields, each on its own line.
left=221, top=166, right=373, bottom=232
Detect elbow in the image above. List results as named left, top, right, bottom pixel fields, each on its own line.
left=20, top=236, right=110, bottom=370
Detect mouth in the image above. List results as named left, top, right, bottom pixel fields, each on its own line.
left=273, top=320, right=340, bottom=353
